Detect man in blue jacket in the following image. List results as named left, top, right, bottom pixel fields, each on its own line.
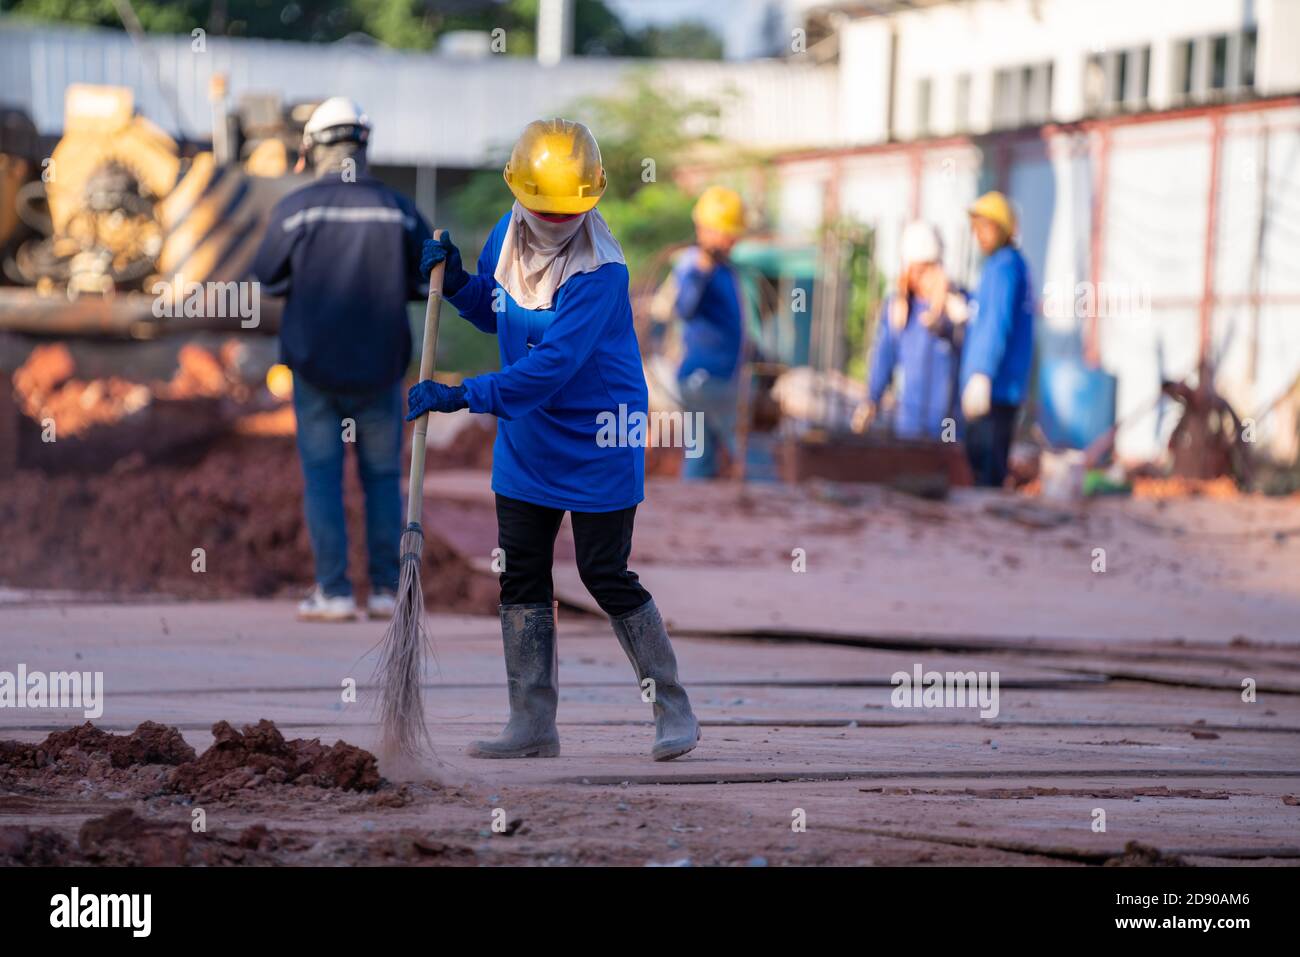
left=667, top=186, right=747, bottom=479
left=406, top=119, right=700, bottom=763
left=960, top=192, right=1035, bottom=487
left=249, top=98, right=432, bottom=621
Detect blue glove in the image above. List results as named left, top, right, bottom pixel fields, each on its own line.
left=419, top=232, right=469, bottom=296
left=406, top=380, right=468, bottom=420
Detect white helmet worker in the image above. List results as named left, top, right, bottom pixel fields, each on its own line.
left=888, top=219, right=949, bottom=334
left=302, top=97, right=371, bottom=149
left=900, top=220, right=943, bottom=266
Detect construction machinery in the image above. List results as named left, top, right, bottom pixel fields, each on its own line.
left=0, top=80, right=311, bottom=337
left=0, top=80, right=318, bottom=478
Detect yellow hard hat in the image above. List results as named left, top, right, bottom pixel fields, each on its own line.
left=692, top=185, right=745, bottom=237
left=968, top=191, right=1016, bottom=237
left=503, top=118, right=606, bottom=215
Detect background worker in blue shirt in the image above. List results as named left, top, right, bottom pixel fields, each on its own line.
left=859, top=220, right=968, bottom=440
left=960, top=191, right=1035, bottom=487
left=668, top=185, right=747, bottom=479
left=249, top=98, right=432, bottom=622
left=406, top=118, right=700, bottom=763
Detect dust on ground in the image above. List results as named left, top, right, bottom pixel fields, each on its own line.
left=0, top=719, right=1084, bottom=867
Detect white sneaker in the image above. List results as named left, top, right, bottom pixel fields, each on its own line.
left=297, top=586, right=358, bottom=622
left=367, top=589, right=398, bottom=620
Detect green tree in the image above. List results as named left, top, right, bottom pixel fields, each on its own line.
left=638, top=21, right=723, bottom=60
left=0, top=0, right=723, bottom=55
left=0, top=0, right=437, bottom=43
left=1, top=0, right=205, bottom=33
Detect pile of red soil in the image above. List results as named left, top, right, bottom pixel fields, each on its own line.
left=4, top=339, right=497, bottom=609
left=12, top=342, right=243, bottom=441
left=429, top=416, right=495, bottom=471
left=165, top=719, right=380, bottom=800
left=0, top=719, right=380, bottom=802
left=9, top=342, right=254, bottom=475
left=0, top=810, right=286, bottom=866
left=0, top=721, right=195, bottom=770
left=0, top=429, right=498, bottom=611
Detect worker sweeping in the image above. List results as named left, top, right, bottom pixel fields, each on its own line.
left=960, top=191, right=1035, bottom=486
left=857, top=220, right=969, bottom=439
left=406, top=118, right=701, bottom=762
left=655, top=185, right=748, bottom=480
left=249, top=98, right=432, bottom=621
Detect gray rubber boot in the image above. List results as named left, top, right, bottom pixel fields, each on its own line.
left=467, top=602, right=560, bottom=758
left=611, top=599, right=701, bottom=761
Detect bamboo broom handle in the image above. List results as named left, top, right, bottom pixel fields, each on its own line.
left=406, top=229, right=447, bottom=527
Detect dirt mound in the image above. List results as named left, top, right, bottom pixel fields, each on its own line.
left=11, top=342, right=243, bottom=444
left=0, top=430, right=498, bottom=611
left=1104, top=841, right=1188, bottom=867
left=166, top=720, right=380, bottom=801
left=11, top=342, right=75, bottom=400
left=78, top=809, right=224, bottom=866
left=429, top=416, right=495, bottom=471
left=2, top=721, right=195, bottom=770
left=0, top=811, right=285, bottom=866
left=9, top=342, right=252, bottom=474
left=5, top=337, right=497, bottom=608
left=1, top=720, right=382, bottom=810
left=0, top=825, right=72, bottom=866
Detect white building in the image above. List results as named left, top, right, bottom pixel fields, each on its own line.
left=828, top=0, right=1299, bottom=144
left=773, top=0, right=1300, bottom=464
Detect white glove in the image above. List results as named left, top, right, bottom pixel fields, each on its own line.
left=962, top=373, right=992, bottom=420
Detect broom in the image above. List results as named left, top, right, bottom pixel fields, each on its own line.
left=374, top=230, right=447, bottom=762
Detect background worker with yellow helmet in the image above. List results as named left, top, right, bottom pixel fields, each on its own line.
left=659, top=184, right=748, bottom=480
left=407, top=118, right=701, bottom=763
left=960, top=190, right=1035, bottom=487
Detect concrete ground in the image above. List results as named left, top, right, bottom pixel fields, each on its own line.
left=3, top=476, right=1299, bottom=865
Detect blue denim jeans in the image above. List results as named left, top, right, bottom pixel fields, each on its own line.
left=292, top=373, right=403, bottom=597
left=678, top=370, right=739, bottom=481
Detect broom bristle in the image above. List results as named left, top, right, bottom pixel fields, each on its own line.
left=374, top=525, right=433, bottom=761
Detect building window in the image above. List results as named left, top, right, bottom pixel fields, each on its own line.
left=1172, top=29, right=1257, bottom=104
left=1084, top=45, right=1151, bottom=114
left=1133, top=46, right=1151, bottom=101
left=1210, top=34, right=1230, bottom=90
left=993, top=68, right=1017, bottom=127
left=954, top=73, right=971, bottom=133
left=916, top=78, right=932, bottom=136
left=1241, top=28, right=1257, bottom=88
left=993, top=61, right=1053, bottom=129
left=1115, top=50, right=1129, bottom=104
left=1175, top=39, right=1196, bottom=98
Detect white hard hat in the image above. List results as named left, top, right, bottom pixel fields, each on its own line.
left=303, top=97, right=370, bottom=147
left=900, top=220, right=943, bottom=266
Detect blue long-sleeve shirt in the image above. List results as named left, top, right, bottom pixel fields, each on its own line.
left=452, top=212, right=646, bottom=512
left=959, top=244, right=1035, bottom=407
left=671, top=247, right=743, bottom=382
left=868, top=294, right=961, bottom=440
left=249, top=172, right=431, bottom=393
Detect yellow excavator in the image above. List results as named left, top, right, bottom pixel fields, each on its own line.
left=0, top=80, right=310, bottom=335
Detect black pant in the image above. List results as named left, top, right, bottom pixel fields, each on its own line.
left=495, top=494, right=651, bottom=618
left=965, top=403, right=1019, bottom=488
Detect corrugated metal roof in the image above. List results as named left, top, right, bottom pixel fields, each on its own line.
left=0, top=19, right=841, bottom=167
